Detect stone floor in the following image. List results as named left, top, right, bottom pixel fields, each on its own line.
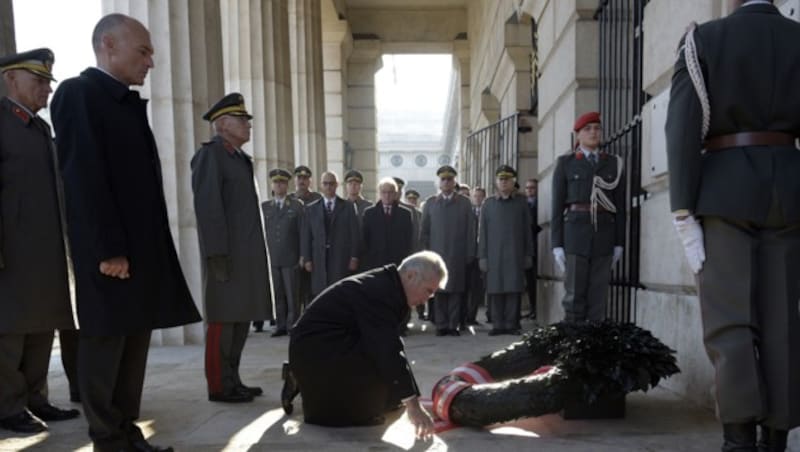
left=1, top=316, right=798, bottom=451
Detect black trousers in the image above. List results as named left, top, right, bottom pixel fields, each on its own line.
left=524, top=261, right=538, bottom=318
left=59, top=329, right=80, bottom=399
left=79, top=331, right=151, bottom=452
left=463, top=260, right=485, bottom=324
left=0, top=331, right=54, bottom=418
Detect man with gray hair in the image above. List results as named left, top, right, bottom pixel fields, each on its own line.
left=282, top=250, right=445, bottom=439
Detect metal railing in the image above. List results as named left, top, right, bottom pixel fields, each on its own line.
left=595, top=0, right=649, bottom=323
left=462, top=113, right=520, bottom=191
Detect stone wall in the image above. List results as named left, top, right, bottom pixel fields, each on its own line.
left=0, top=0, right=14, bottom=99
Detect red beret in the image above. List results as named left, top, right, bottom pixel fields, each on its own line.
left=573, top=111, right=601, bottom=132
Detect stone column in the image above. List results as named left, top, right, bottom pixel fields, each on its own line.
left=221, top=0, right=295, bottom=199
left=453, top=39, right=471, bottom=182
left=0, top=0, right=14, bottom=98
left=290, top=0, right=328, bottom=179
left=102, top=0, right=224, bottom=345
left=346, top=39, right=381, bottom=200
left=322, top=0, right=352, bottom=185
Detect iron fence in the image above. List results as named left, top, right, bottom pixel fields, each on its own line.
left=463, top=113, right=520, bottom=192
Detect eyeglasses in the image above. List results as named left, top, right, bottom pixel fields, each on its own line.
left=321, top=181, right=337, bottom=186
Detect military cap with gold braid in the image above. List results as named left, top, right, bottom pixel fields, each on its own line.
left=405, top=189, right=420, bottom=199
left=203, top=92, right=253, bottom=122
left=436, top=165, right=457, bottom=178
left=344, top=170, right=363, bottom=183
left=0, top=48, right=56, bottom=82
left=269, top=168, right=292, bottom=182
left=294, top=165, right=312, bottom=177
left=495, top=164, right=517, bottom=179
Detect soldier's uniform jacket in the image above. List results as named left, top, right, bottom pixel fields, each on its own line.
left=351, top=197, right=371, bottom=220
left=551, top=151, right=625, bottom=257
left=301, top=196, right=360, bottom=295
left=420, top=192, right=475, bottom=293
left=666, top=3, right=800, bottom=223
left=262, top=196, right=304, bottom=268
left=288, top=190, right=322, bottom=205
left=191, top=135, right=272, bottom=322
left=479, top=193, right=533, bottom=294
left=0, top=97, right=74, bottom=334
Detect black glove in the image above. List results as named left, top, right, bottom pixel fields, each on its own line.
left=208, top=255, right=230, bottom=282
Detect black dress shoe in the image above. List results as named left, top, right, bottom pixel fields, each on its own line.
left=435, top=329, right=449, bottom=337
left=449, top=329, right=460, bottom=336
left=209, top=389, right=254, bottom=403
left=757, top=425, right=788, bottom=452
left=281, top=362, right=300, bottom=415
left=488, top=329, right=504, bottom=336
left=507, top=329, right=522, bottom=335
left=238, top=384, right=263, bottom=396
left=271, top=329, right=288, bottom=337
left=129, top=438, right=174, bottom=452
left=29, top=403, right=80, bottom=421
left=722, top=422, right=757, bottom=452
left=0, top=411, right=47, bottom=433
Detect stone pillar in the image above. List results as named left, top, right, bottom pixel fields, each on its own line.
left=221, top=0, right=295, bottom=199
left=346, top=39, right=381, bottom=200
left=290, top=0, right=328, bottom=179
left=453, top=39, right=471, bottom=182
left=102, top=0, right=224, bottom=345
left=322, top=0, right=352, bottom=187
left=0, top=0, right=14, bottom=99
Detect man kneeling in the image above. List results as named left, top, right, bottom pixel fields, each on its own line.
left=283, top=251, right=444, bottom=438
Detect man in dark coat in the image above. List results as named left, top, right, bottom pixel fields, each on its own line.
left=464, top=187, right=487, bottom=326
left=666, top=1, right=800, bottom=449
left=479, top=166, right=534, bottom=336
left=393, top=177, right=421, bottom=251
left=284, top=251, right=443, bottom=437
left=551, top=112, right=625, bottom=322
left=420, top=166, right=476, bottom=336
left=344, top=169, right=371, bottom=220
left=262, top=168, right=304, bottom=337
left=191, top=93, right=272, bottom=403
left=50, top=14, right=201, bottom=452
left=301, top=171, right=360, bottom=296
left=0, top=48, right=80, bottom=434
left=523, top=179, right=542, bottom=319
left=288, top=165, right=321, bottom=312
left=360, top=178, right=413, bottom=271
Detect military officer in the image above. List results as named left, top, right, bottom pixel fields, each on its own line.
left=344, top=169, right=371, bottom=220
left=0, top=48, right=80, bottom=434
left=551, top=112, right=625, bottom=322
left=420, top=166, right=476, bottom=336
left=301, top=171, right=360, bottom=296
left=393, top=176, right=422, bottom=252
left=666, top=1, right=800, bottom=449
left=289, top=165, right=321, bottom=311
left=523, top=179, right=542, bottom=319
left=479, top=166, right=534, bottom=335
left=191, top=93, right=272, bottom=403
left=262, top=168, right=304, bottom=337
left=405, top=189, right=421, bottom=208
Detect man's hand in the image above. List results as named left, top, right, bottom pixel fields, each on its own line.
left=99, top=256, right=130, bottom=279
left=348, top=257, right=359, bottom=272
left=404, top=397, right=434, bottom=441
left=524, top=256, right=533, bottom=270
left=304, top=261, right=313, bottom=273
left=612, top=246, right=623, bottom=267
left=673, top=215, right=705, bottom=274
left=208, top=255, right=230, bottom=282
left=552, top=247, right=566, bottom=273
left=478, top=258, right=488, bottom=273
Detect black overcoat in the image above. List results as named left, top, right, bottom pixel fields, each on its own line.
left=301, top=196, right=360, bottom=295
left=50, top=68, right=201, bottom=336
left=359, top=201, right=413, bottom=271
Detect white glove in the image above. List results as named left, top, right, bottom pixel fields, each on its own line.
left=552, top=247, right=566, bottom=273
left=673, top=215, right=705, bottom=274
left=612, top=246, right=623, bottom=267
left=478, top=258, right=488, bottom=273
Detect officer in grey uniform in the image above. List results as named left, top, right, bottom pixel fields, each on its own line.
left=344, top=169, right=371, bottom=220
left=666, top=1, right=800, bottom=449
left=479, top=166, right=533, bottom=335
left=191, top=93, right=272, bottom=403
left=262, top=168, right=304, bottom=337
left=289, top=165, right=321, bottom=311
left=0, top=48, right=80, bottom=434
left=551, top=112, right=625, bottom=322
left=420, top=166, right=476, bottom=336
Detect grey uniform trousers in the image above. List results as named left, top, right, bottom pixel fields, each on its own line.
left=273, top=266, right=299, bottom=332
left=0, top=331, right=54, bottom=418
left=699, top=209, right=800, bottom=430
left=562, top=254, right=612, bottom=322
left=434, top=292, right=463, bottom=331
left=489, top=293, right=521, bottom=331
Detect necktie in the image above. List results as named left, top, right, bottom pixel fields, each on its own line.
left=277, top=200, right=282, bottom=210
left=326, top=200, right=333, bottom=214
left=384, top=205, right=391, bottom=216
left=588, top=153, right=598, bottom=166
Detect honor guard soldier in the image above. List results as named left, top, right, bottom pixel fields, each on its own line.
left=420, top=165, right=476, bottom=336
left=0, top=48, right=80, bottom=434
left=344, top=169, right=371, bottom=220
left=551, top=112, right=625, bottom=322
left=478, top=166, right=534, bottom=335
left=262, top=168, right=304, bottom=337
left=666, top=1, right=800, bottom=449
left=191, top=93, right=273, bottom=403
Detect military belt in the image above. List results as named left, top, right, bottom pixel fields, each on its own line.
left=569, top=204, right=608, bottom=213
left=705, top=131, right=797, bottom=152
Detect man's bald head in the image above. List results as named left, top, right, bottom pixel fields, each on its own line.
left=91, top=13, right=154, bottom=86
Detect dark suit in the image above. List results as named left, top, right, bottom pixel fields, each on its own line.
left=289, top=190, right=322, bottom=310
left=359, top=202, right=413, bottom=271
left=551, top=151, right=625, bottom=321
left=51, top=68, right=201, bottom=450
left=289, top=265, right=420, bottom=426
left=301, top=196, right=360, bottom=296
left=524, top=197, right=542, bottom=318
left=463, top=204, right=485, bottom=325
left=0, top=97, right=74, bottom=419
left=665, top=3, right=800, bottom=430
left=262, top=197, right=304, bottom=332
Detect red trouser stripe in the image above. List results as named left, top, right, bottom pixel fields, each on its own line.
left=205, top=323, right=223, bottom=394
